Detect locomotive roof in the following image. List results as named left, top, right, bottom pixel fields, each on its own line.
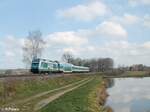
left=32, top=58, right=53, bottom=62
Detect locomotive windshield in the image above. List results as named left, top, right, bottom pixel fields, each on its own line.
left=31, top=63, right=39, bottom=68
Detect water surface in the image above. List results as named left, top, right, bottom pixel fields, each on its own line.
left=106, top=78, right=150, bottom=112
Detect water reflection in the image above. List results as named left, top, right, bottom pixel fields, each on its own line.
left=131, top=99, right=150, bottom=112
left=106, top=78, right=150, bottom=112
left=107, top=78, right=115, bottom=88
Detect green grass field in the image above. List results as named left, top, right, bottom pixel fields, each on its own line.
left=39, top=76, right=105, bottom=112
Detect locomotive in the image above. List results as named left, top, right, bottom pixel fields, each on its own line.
left=31, top=58, right=89, bottom=73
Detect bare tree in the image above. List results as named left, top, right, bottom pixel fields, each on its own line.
left=61, top=52, right=74, bottom=63
left=71, top=58, right=82, bottom=66
left=22, top=30, right=45, bottom=68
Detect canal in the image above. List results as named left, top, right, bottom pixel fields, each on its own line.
left=106, top=78, right=150, bottom=112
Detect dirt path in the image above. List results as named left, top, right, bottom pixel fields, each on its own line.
left=34, top=77, right=94, bottom=111
left=12, top=77, right=90, bottom=105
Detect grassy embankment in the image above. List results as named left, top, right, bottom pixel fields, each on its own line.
left=0, top=75, right=87, bottom=106
left=103, top=71, right=150, bottom=78
left=39, top=76, right=111, bottom=112
left=122, top=71, right=149, bottom=77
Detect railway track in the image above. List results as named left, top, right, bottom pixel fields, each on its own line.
left=0, top=72, right=93, bottom=79
left=0, top=73, right=65, bottom=79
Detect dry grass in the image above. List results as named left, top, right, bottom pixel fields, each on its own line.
left=0, top=75, right=85, bottom=106
left=88, top=78, right=113, bottom=112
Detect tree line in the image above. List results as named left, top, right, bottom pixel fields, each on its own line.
left=118, top=64, right=150, bottom=71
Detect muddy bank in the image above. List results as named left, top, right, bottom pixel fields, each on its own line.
left=97, top=78, right=113, bottom=112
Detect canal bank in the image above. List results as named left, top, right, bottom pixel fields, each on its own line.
left=88, top=77, right=114, bottom=112
left=97, top=78, right=113, bottom=112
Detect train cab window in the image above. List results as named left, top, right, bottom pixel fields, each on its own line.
left=32, top=63, right=39, bottom=68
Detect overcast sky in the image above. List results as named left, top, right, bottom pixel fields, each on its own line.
left=0, top=0, right=150, bottom=69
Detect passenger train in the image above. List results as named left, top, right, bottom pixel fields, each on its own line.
left=31, top=58, right=89, bottom=73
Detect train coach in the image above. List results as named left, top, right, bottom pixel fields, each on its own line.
left=31, top=58, right=89, bottom=73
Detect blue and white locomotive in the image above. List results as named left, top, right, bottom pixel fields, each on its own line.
left=31, top=58, right=89, bottom=73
